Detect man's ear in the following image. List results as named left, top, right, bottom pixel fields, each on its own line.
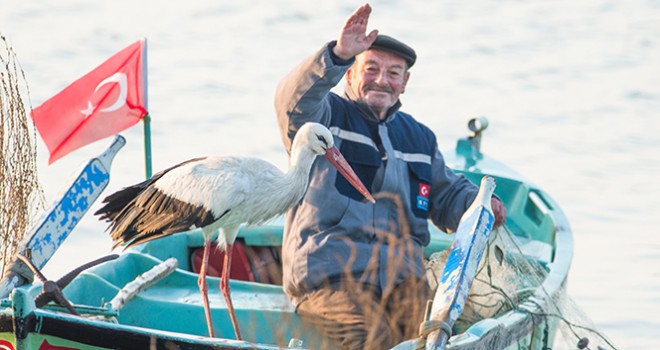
left=346, top=67, right=354, bottom=88
left=401, top=71, right=411, bottom=94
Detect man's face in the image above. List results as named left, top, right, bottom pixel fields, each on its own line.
left=346, top=49, right=410, bottom=120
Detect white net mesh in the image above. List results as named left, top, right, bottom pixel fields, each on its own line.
left=426, top=226, right=618, bottom=349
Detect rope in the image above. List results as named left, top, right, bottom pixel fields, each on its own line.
left=7, top=258, right=34, bottom=283
left=418, top=319, right=451, bottom=339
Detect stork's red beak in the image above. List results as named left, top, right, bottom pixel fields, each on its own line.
left=323, top=146, right=376, bottom=204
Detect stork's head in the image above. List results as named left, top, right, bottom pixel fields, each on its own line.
left=298, top=122, right=335, bottom=156
left=295, top=123, right=375, bottom=203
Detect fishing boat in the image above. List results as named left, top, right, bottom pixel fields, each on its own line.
left=0, top=118, right=573, bottom=350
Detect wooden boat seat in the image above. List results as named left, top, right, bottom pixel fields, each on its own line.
left=190, top=240, right=283, bottom=285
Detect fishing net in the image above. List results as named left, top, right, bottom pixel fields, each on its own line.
left=426, top=226, right=618, bottom=350
left=0, top=35, right=45, bottom=278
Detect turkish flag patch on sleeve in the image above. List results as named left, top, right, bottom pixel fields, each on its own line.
left=416, top=183, right=430, bottom=211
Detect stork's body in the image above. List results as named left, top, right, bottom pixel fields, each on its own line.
left=95, top=123, right=374, bottom=340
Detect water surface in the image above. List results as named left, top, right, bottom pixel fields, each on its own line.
left=2, top=1, right=659, bottom=348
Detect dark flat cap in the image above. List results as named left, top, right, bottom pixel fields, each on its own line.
left=369, top=34, right=416, bottom=67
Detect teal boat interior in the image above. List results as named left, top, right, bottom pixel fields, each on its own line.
left=4, top=120, right=573, bottom=349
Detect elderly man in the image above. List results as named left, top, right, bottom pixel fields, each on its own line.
left=275, top=4, right=506, bottom=349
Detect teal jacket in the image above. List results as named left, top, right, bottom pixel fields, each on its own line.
left=275, top=42, right=478, bottom=306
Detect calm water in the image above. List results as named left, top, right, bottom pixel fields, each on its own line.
left=2, top=1, right=659, bottom=348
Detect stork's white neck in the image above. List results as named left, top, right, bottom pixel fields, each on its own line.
left=285, top=139, right=318, bottom=196
left=289, top=135, right=319, bottom=174
left=239, top=138, right=319, bottom=226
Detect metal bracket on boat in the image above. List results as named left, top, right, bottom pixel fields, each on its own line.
left=467, top=117, right=489, bottom=153
left=15, top=254, right=119, bottom=315
left=456, top=117, right=489, bottom=166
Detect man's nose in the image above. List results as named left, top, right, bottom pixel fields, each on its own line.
left=374, top=70, right=388, bottom=84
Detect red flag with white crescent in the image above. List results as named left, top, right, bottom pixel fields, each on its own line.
left=31, top=39, right=147, bottom=164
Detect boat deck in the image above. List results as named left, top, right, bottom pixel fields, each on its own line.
left=62, top=246, right=324, bottom=345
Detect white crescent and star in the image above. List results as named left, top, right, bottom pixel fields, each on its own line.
left=80, top=72, right=128, bottom=117
left=420, top=184, right=429, bottom=197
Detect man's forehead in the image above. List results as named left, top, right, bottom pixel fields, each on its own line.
left=358, top=49, right=407, bottom=68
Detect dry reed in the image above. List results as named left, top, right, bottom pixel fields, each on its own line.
left=0, top=34, right=45, bottom=278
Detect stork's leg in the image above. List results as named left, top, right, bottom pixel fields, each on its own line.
left=197, top=240, right=215, bottom=337
left=221, top=243, right=242, bottom=340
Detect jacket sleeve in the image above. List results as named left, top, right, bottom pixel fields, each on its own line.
left=428, top=148, right=479, bottom=233
left=274, top=42, right=354, bottom=152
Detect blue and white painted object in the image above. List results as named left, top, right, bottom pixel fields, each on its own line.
left=0, top=135, right=125, bottom=298
left=425, top=176, right=496, bottom=350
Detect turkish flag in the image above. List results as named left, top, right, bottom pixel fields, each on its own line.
left=31, top=40, right=147, bottom=164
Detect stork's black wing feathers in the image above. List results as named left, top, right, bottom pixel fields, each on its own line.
left=95, top=157, right=213, bottom=249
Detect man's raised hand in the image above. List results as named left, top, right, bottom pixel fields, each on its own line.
left=333, top=3, right=379, bottom=61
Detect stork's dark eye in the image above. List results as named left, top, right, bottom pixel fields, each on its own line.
left=316, top=134, right=329, bottom=147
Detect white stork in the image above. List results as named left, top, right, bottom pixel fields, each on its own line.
left=95, top=122, right=374, bottom=340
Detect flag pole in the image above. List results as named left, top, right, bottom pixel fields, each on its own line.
left=142, top=38, right=153, bottom=179
left=143, top=113, right=152, bottom=179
